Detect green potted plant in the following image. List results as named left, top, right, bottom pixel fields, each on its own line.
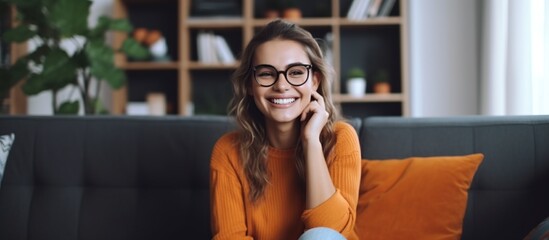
left=346, top=67, right=366, bottom=97
left=0, top=0, right=149, bottom=114
left=372, top=69, right=391, bottom=94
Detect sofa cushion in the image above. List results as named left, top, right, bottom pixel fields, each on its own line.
left=0, top=133, right=15, bottom=188
left=355, top=153, right=483, bottom=240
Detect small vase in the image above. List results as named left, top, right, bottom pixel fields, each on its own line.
left=347, top=78, right=366, bottom=97
left=374, top=82, right=391, bottom=94
left=264, top=9, right=279, bottom=19
left=283, top=8, right=302, bottom=20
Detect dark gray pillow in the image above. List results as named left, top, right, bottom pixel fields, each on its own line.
left=0, top=133, right=15, bottom=187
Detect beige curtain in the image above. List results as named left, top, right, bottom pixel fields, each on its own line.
left=481, top=0, right=549, bottom=115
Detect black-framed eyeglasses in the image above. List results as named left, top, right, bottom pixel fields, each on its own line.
left=252, top=63, right=313, bottom=87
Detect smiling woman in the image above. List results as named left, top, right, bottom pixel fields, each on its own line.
left=209, top=19, right=361, bottom=240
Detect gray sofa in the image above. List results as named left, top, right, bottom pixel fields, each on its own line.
left=0, top=115, right=548, bottom=240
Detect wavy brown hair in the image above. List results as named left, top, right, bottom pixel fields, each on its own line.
left=228, top=19, right=340, bottom=202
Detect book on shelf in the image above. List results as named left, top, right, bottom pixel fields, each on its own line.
left=346, top=0, right=371, bottom=20
left=347, top=0, right=397, bottom=20
left=377, top=0, right=397, bottom=17
left=367, top=0, right=384, bottom=17
left=196, top=31, right=236, bottom=64
left=214, top=35, right=236, bottom=64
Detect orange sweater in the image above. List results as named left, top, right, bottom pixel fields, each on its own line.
left=210, top=121, right=361, bottom=240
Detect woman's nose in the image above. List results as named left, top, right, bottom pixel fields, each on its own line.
left=272, top=72, right=290, bottom=92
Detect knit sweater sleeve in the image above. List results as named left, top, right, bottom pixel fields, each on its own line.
left=210, top=133, right=254, bottom=240
left=301, top=121, right=361, bottom=238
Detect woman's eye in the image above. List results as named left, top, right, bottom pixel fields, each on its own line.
left=288, top=70, right=304, bottom=76
left=258, top=72, right=275, bottom=78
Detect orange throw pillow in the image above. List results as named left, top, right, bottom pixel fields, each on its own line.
left=355, top=154, right=484, bottom=240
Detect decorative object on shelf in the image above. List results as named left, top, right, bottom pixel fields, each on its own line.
left=282, top=0, right=302, bottom=20
left=146, top=92, right=166, bottom=116
left=196, top=31, right=235, bottom=64
left=0, top=0, right=149, bottom=115
left=347, top=0, right=372, bottom=20
left=373, top=69, right=391, bottom=94
left=264, top=0, right=281, bottom=19
left=346, top=67, right=367, bottom=97
left=126, top=102, right=148, bottom=115
left=133, top=28, right=170, bottom=61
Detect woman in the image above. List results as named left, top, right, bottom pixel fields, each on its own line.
left=210, top=19, right=361, bottom=240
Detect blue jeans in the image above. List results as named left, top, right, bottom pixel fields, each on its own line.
left=298, top=227, right=347, bottom=240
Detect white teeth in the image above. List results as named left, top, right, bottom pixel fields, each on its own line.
left=271, top=98, right=296, bottom=104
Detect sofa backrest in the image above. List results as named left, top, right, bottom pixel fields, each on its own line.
left=1, top=115, right=548, bottom=240
left=359, top=115, right=549, bottom=240
left=0, top=116, right=234, bottom=240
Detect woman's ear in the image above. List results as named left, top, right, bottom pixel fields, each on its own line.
left=313, top=72, right=320, bottom=91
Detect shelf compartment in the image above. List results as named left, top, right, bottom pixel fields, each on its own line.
left=189, top=28, right=243, bottom=64
left=339, top=25, right=402, bottom=94
left=120, top=0, right=180, bottom=62
left=190, top=70, right=234, bottom=115
left=126, top=70, right=179, bottom=115
left=254, top=0, right=332, bottom=19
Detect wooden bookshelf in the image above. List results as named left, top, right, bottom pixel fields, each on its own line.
left=112, top=0, right=409, bottom=117
left=1, top=5, right=27, bottom=115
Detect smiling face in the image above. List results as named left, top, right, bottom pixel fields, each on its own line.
left=251, top=39, right=319, bottom=126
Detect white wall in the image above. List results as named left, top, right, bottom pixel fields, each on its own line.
left=27, top=0, right=114, bottom=115
left=409, top=0, right=481, bottom=117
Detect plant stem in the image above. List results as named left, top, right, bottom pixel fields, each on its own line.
left=94, top=78, right=102, bottom=114
left=52, top=89, right=58, bottom=114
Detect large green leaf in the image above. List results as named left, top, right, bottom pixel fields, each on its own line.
left=88, top=16, right=110, bottom=39
left=15, top=3, right=50, bottom=35
left=49, top=0, right=91, bottom=36
left=26, top=45, right=51, bottom=63
left=22, top=73, right=46, bottom=95
left=8, top=58, right=31, bottom=82
left=57, top=100, right=80, bottom=114
left=91, top=63, right=126, bottom=89
left=71, top=50, right=89, bottom=69
left=41, top=48, right=77, bottom=84
left=88, top=17, right=133, bottom=40
left=121, top=38, right=150, bottom=60
left=85, top=40, right=126, bottom=89
left=0, top=58, right=29, bottom=96
left=2, top=24, right=36, bottom=43
left=92, top=97, right=109, bottom=114
left=108, top=18, right=133, bottom=32
left=22, top=48, right=77, bottom=95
